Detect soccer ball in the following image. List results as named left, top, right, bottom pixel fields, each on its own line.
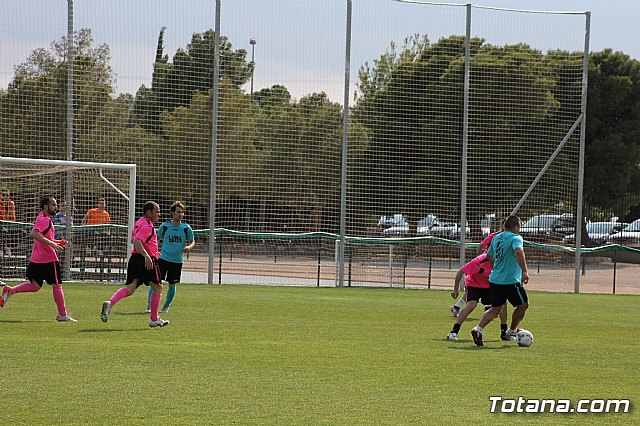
left=516, top=329, right=534, bottom=347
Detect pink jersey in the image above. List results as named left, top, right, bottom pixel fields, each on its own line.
left=131, top=216, right=159, bottom=258
left=461, top=253, right=492, bottom=289
left=479, top=231, right=501, bottom=253
left=31, top=212, right=58, bottom=263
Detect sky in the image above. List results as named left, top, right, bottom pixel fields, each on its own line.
left=0, top=0, right=638, bottom=103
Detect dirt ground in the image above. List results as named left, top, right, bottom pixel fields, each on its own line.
left=181, top=253, right=640, bottom=295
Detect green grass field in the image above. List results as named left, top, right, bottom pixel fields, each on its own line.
left=0, top=283, right=637, bottom=425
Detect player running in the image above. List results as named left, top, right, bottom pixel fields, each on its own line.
left=145, top=201, right=195, bottom=313
left=0, top=196, right=76, bottom=322
left=100, top=201, right=168, bottom=328
left=471, top=215, right=530, bottom=346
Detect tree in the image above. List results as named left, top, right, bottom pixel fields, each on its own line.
left=129, top=29, right=252, bottom=134
left=0, top=29, right=115, bottom=161
left=585, top=49, right=640, bottom=217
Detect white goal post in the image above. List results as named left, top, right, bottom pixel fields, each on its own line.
left=0, top=156, right=136, bottom=277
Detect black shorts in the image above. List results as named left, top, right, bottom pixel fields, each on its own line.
left=126, top=253, right=160, bottom=287
left=26, top=261, right=62, bottom=286
left=489, top=281, right=528, bottom=307
left=465, top=286, right=491, bottom=305
left=158, top=258, right=183, bottom=284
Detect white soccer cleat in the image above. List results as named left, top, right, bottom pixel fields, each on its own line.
left=505, top=328, right=522, bottom=340
left=159, top=306, right=170, bottom=313
left=100, top=300, right=111, bottom=323
left=56, top=314, right=78, bottom=323
left=149, top=318, right=169, bottom=328
left=447, top=332, right=458, bottom=341
left=145, top=308, right=151, bottom=313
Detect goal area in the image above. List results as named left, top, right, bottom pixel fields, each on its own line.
left=0, top=157, right=136, bottom=281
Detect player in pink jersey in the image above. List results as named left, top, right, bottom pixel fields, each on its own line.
left=0, top=196, right=76, bottom=322
left=100, top=201, right=168, bottom=328
left=447, top=252, right=509, bottom=341
left=450, top=230, right=501, bottom=316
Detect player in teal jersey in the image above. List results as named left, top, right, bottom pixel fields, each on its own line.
left=146, top=201, right=195, bottom=313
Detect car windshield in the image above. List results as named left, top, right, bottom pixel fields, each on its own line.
left=587, top=223, right=613, bottom=234
left=523, top=216, right=558, bottom=228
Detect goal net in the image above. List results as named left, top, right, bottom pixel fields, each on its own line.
left=0, top=157, right=135, bottom=282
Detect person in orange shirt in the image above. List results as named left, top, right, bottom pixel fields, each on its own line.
left=1, top=188, right=17, bottom=259
left=0, top=188, right=16, bottom=221
left=82, top=198, right=110, bottom=225
left=81, top=197, right=111, bottom=258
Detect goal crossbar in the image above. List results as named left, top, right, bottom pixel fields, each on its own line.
left=0, top=156, right=137, bottom=257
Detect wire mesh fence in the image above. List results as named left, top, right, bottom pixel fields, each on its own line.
left=2, top=1, right=635, bottom=294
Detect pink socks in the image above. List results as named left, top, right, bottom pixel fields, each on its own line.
left=52, top=284, right=67, bottom=316
left=149, top=292, right=161, bottom=321
left=10, top=281, right=40, bottom=295
left=109, top=287, right=132, bottom=307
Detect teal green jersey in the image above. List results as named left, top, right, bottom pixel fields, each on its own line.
left=487, top=231, right=524, bottom=284
left=158, top=221, right=194, bottom=264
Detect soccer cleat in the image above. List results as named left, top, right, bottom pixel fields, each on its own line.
left=100, top=300, right=111, bottom=323
left=0, top=285, right=11, bottom=308
left=159, top=306, right=170, bottom=313
left=149, top=318, right=169, bottom=328
left=0, top=280, right=6, bottom=287
left=56, top=314, right=77, bottom=323
left=447, top=332, right=459, bottom=341
left=505, top=328, right=522, bottom=340
left=471, top=326, right=484, bottom=346
left=145, top=308, right=151, bottom=313
left=450, top=305, right=460, bottom=317
left=501, top=333, right=516, bottom=342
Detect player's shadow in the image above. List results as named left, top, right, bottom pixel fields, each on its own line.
left=0, top=319, right=51, bottom=323
left=114, top=311, right=149, bottom=316
left=79, top=328, right=147, bottom=333
left=446, top=341, right=515, bottom=351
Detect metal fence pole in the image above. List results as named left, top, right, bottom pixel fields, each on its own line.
left=65, top=0, right=74, bottom=280
left=208, top=0, right=221, bottom=285
left=459, top=3, right=471, bottom=269
left=338, top=0, right=352, bottom=287
left=574, top=11, right=590, bottom=294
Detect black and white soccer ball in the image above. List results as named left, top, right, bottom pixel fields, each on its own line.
left=516, top=329, right=534, bottom=347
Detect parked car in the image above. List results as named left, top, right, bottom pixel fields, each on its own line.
left=608, top=219, right=640, bottom=247
left=377, top=214, right=409, bottom=237
left=480, top=214, right=496, bottom=237
left=520, top=213, right=575, bottom=242
left=429, top=221, right=470, bottom=239
left=562, top=221, right=625, bottom=245
left=416, top=215, right=440, bottom=236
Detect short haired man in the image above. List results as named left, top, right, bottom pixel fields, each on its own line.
left=146, top=201, right=195, bottom=313
left=81, top=198, right=110, bottom=225
left=471, top=215, right=529, bottom=346
left=0, top=196, right=76, bottom=322
left=100, top=201, right=168, bottom=328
